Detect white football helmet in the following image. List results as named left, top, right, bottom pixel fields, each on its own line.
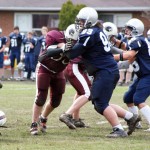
left=65, top=24, right=79, bottom=41
left=4, top=59, right=11, bottom=66
left=147, top=29, right=150, bottom=36
left=103, top=22, right=118, bottom=39
left=75, top=7, right=98, bottom=31
left=17, top=62, right=25, bottom=71
left=125, top=18, right=144, bottom=37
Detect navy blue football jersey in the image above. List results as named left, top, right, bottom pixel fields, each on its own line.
left=0, top=36, right=7, bottom=49
left=78, top=27, right=118, bottom=73
left=127, top=36, right=150, bottom=77
left=9, top=33, right=24, bottom=52
left=38, top=35, right=46, bottom=50
left=23, top=38, right=36, bottom=53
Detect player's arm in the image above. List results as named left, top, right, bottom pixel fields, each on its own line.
left=0, top=37, right=8, bottom=53
left=110, top=36, right=126, bottom=50
left=113, top=50, right=137, bottom=61
left=111, top=46, right=124, bottom=54
left=65, top=43, right=86, bottom=59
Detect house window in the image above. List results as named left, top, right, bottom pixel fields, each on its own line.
left=14, top=13, right=32, bottom=33
left=99, top=13, right=132, bottom=28
left=15, top=13, right=59, bottom=36
left=114, top=14, right=132, bottom=27
left=32, top=14, right=59, bottom=36
left=99, top=14, right=113, bottom=23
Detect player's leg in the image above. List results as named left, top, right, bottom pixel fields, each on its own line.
left=123, top=78, right=142, bottom=129
left=30, top=67, right=50, bottom=135
left=9, top=53, right=15, bottom=79
left=23, top=53, right=29, bottom=80
left=60, top=63, right=91, bottom=128
left=39, top=72, right=66, bottom=132
left=110, top=104, right=141, bottom=135
left=29, top=53, right=36, bottom=80
left=92, top=70, right=127, bottom=138
left=16, top=52, right=21, bottom=79
left=118, top=69, right=125, bottom=86
left=0, top=53, right=4, bottom=88
left=124, top=65, right=133, bottom=86
left=133, top=76, right=150, bottom=131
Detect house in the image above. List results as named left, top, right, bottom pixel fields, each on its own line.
left=0, top=0, right=150, bottom=36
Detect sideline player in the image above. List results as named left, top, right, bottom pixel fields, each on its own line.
left=22, top=32, right=37, bottom=80
left=8, top=26, right=24, bottom=80
left=0, top=28, right=7, bottom=87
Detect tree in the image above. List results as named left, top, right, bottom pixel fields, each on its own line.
left=58, top=0, right=86, bottom=30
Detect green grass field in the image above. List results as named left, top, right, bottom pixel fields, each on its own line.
left=0, top=81, right=150, bottom=150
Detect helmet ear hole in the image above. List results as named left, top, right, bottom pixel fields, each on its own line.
left=86, top=22, right=92, bottom=28
left=132, top=30, right=138, bottom=36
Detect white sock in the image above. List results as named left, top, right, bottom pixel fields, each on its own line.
left=113, top=124, right=124, bottom=130
left=124, top=111, right=133, bottom=120
left=140, top=105, right=150, bottom=124
left=128, top=106, right=139, bottom=114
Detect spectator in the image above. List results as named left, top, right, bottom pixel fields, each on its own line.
left=0, top=28, right=8, bottom=87
left=8, top=26, right=24, bottom=80
left=22, top=32, right=36, bottom=81
left=147, top=29, right=150, bottom=42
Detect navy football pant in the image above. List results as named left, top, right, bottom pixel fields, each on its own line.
left=124, top=75, right=150, bottom=105
left=91, top=70, right=119, bottom=114
left=10, top=52, right=20, bottom=68
left=24, top=53, right=35, bottom=72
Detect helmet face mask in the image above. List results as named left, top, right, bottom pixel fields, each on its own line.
left=103, top=22, right=118, bottom=40
left=65, top=24, right=79, bottom=46
left=125, top=18, right=144, bottom=38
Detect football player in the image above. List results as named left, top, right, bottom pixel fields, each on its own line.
left=34, top=26, right=48, bottom=68
left=47, top=7, right=141, bottom=137
left=113, top=18, right=150, bottom=132
left=103, top=22, right=142, bottom=129
left=147, top=29, right=150, bottom=42
left=8, top=26, right=24, bottom=80
left=0, top=28, right=8, bottom=88
left=22, top=32, right=37, bottom=80
left=59, top=24, right=91, bottom=129
left=30, top=24, right=79, bottom=135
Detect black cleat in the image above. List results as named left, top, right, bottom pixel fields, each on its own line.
left=106, top=128, right=128, bottom=138
left=30, top=122, right=38, bottom=135
left=38, top=116, right=47, bottom=133
left=125, top=114, right=141, bottom=135
left=59, top=113, right=76, bottom=129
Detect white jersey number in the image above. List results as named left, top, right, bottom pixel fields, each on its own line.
left=100, top=32, right=110, bottom=52
left=145, top=38, right=150, bottom=56
left=11, top=39, right=17, bottom=47
left=132, top=61, right=140, bottom=72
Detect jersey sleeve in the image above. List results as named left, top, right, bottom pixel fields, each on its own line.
left=128, top=38, right=142, bottom=52
left=2, top=37, right=8, bottom=45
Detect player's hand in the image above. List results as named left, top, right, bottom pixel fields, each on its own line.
left=30, top=43, right=34, bottom=49
left=64, top=39, right=74, bottom=52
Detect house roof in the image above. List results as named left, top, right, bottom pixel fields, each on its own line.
left=0, top=0, right=150, bottom=12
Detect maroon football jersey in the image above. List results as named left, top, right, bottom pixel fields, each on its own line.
left=39, top=30, right=69, bottom=73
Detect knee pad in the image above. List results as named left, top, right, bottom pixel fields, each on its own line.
left=35, top=98, right=46, bottom=106
left=93, top=99, right=108, bottom=115
left=50, top=94, right=62, bottom=108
